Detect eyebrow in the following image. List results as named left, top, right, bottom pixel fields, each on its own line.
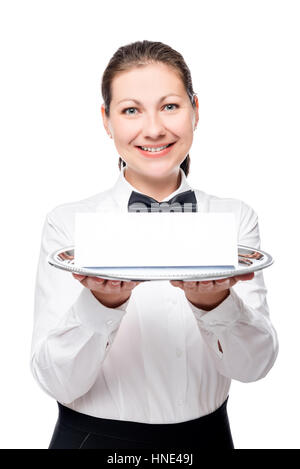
left=117, top=94, right=182, bottom=105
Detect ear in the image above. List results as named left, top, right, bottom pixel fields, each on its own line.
left=101, top=103, right=111, bottom=136
left=194, top=95, right=199, bottom=128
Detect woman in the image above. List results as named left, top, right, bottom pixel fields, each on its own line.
left=30, top=40, right=279, bottom=449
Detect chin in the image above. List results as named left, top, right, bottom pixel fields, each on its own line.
left=145, top=163, right=179, bottom=176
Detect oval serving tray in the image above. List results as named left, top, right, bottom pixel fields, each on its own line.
left=47, top=245, right=274, bottom=282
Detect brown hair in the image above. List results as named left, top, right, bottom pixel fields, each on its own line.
left=101, top=40, right=197, bottom=177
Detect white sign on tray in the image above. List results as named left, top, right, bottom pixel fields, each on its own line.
left=74, top=212, right=238, bottom=268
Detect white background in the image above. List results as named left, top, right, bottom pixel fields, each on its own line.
left=0, top=0, right=299, bottom=449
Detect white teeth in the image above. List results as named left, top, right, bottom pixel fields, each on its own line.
left=141, top=144, right=169, bottom=152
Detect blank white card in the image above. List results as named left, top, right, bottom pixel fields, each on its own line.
left=74, top=212, right=238, bottom=268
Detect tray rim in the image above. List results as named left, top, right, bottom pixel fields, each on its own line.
left=47, top=245, right=274, bottom=282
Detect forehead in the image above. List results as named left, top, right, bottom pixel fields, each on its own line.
left=111, top=63, right=186, bottom=103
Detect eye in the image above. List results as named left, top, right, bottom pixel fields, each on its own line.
left=122, top=107, right=138, bottom=115
left=122, top=103, right=179, bottom=116
left=164, top=104, right=179, bottom=111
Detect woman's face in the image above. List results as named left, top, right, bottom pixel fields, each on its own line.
left=101, top=62, right=199, bottom=181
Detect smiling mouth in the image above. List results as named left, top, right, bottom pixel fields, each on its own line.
left=136, top=142, right=175, bottom=150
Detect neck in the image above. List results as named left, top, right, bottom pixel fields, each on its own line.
left=124, top=168, right=182, bottom=202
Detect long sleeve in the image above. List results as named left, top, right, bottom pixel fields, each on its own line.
left=30, top=210, right=129, bottom=405
left=187, top=201, right=279, bottom=383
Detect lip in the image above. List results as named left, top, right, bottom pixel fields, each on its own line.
left=136, top=142, right=176, bottom=158
left=136, top=143, right=173, bottom=148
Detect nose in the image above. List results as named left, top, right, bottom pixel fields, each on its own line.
left=142, top=112, right=166, bottom=139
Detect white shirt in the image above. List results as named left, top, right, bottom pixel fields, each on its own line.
left=30, top=166, right=279, bottom=423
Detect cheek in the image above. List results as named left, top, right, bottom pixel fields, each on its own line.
left=169, top=113, right=194, bottom=135
left=112, top=117, right=138, bottom=142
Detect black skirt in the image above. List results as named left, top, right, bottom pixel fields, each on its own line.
left=48, top=396, right=234, bottom=449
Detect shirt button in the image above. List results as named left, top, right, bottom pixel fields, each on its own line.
left=178, top=399, right=184, bottom=406
left=176, top=348, right=182, bottom=357
left=106, top=319, right=114, bottom=325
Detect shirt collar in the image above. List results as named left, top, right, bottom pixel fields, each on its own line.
left=110, top=165, right=193, bottom=212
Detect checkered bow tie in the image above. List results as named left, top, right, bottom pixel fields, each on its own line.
left=127, top=189, right=198, bottom=212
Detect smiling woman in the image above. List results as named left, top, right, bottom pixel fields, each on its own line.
left=31, top=40, right=278, bottom=450
left=100, top=41, right=198, bottom=200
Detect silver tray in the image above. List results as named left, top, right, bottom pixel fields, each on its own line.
left=47, top=245, right=274, bottom=282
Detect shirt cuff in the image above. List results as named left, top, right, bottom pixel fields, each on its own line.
left=187, top=287, right=242, bottom=329
left=74, top=287, right=129, bottom=334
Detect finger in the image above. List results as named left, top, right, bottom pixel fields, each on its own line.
left=170, top=280, right=184, bottom=289
left=214, top=278, right=230, bottom=289
left=72, top=273, right=87, bottom=282
left=183, top=281, right=197, bottom=289
left=108, top=280, right=142, bottom=293
left=91, top=277, right=106, bottom=285
left=107, top=280, right=122, bottom=291
left=83, top=276, right=106, bottom=290
left=121, top=281, right=139, bottom=291
left=182, top=280, right=215, bottom=293
left=87, top=279, right=121, bottom=293
left=214, top=278, right=229, bottom=284
left=198, top=280, right=214, bottom=289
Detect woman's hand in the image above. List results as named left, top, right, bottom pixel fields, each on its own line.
left=170, top=272, right=254, bottom=311
left=72, top=274, right=142, bottom=308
